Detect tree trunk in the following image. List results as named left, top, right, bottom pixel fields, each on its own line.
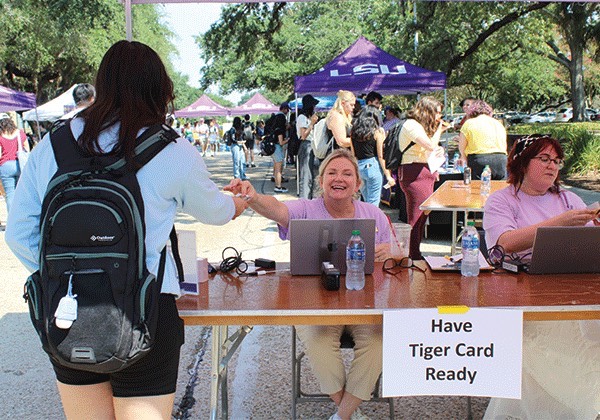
left=566, top=3, right=587, bottom=122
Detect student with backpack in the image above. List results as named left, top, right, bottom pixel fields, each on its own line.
left=229, top=116, right=248, bottom=180
left=5, top=40, right=247, bottom=419
left=242, top=114, right=256, bottom=168
left=397, top=97, right=449, bottom=260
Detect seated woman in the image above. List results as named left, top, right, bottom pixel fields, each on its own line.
left=483, top=134, right=600, bottom=419
left=226, top=149, right=390, bottom=420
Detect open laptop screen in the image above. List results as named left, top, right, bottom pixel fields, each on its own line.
left=527, top=226, right=600, bottom=274
left=289, top=218, right=376, bottom=275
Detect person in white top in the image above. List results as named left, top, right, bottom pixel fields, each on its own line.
left=296, top=94, right=320, bottom=199
left=5, top=40, right=247, bottom=420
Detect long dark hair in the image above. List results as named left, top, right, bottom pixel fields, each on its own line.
left=232, top=116, right=243, bottom=140
left=78, top=40, right=174, bottom=160
left=351, top=105, right=381, bottom=143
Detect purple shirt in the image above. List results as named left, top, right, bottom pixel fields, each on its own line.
left=278, top=197, right=390, bottom=245
left=483, top=185, right=588, bottom=253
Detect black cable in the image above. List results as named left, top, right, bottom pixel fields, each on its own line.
left=219, top=246, right=249, bottom=275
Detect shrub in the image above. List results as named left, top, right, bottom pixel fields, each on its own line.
left=509, top=122, right=600, bottom=176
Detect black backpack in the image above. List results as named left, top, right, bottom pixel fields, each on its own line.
left=382, top=121, right=414, bottom=171
left=23, top=120, right=184, bottom=374
left=260, top=115, right=277, bottom=156
left=242, top=121, right=254, bottom=141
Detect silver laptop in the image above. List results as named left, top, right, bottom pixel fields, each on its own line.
left=289, top=218, right=376, bottom=275
left=527, top=226, right=600, bottom=274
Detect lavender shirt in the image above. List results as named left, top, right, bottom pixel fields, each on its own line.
left=278, top=197, right=390, bottom=245
left=483, top=185, right=588, bottom=253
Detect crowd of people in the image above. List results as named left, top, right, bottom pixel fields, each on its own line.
left=3, top=39, right=598, bottom=420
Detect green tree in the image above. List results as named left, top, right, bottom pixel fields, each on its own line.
left=0, top=1, right=193, bottom=111
left=543, top=3, right=600, bottom=121
left=199, top=1, right=570, bottom=112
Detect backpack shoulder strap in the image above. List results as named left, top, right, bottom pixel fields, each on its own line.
left=49, top=119, right=85, bottom=169
left=401, top=141, right=415, bottom=153
left=103, top=124, right=179, bottom=174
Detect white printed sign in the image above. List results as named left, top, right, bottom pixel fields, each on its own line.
left=382, top=308, right=523, bottom=398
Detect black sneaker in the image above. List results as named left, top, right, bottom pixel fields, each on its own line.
left=274, top=187, right=288, bottom=193
left=251, top=163, right=257, bottom=167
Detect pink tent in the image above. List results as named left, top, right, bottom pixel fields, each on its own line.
left=174, top=94, right=231, bottom=118
left=229, top=93, right=279, bottom=116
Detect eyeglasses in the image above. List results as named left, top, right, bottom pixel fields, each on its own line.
left=383, top=257, right=425, bottom=274
left=532, top=155, right=564, bottom=169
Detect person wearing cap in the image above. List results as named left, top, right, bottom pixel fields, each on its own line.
left=0, top=113, right=29, bottom=217
left=296, top=95, right=320, bottom=199
left=272, top=102, right=290, bottom=193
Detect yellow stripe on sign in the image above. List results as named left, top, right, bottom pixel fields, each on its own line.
left=438, top=305, right=470, bottom=314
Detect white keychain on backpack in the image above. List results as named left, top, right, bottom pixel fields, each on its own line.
left=55, top=274, right=78, bottom=329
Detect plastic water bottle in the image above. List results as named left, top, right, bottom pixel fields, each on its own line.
left=443, top=150, right=449, bottom=169
left=346, top=230, right=366, bottom=290
left=461, top=221, right=480, bottom=277
left=480, top=165, right=492, bottom=196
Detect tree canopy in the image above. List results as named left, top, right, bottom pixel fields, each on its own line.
left=200, top=1, right=599, bottom=116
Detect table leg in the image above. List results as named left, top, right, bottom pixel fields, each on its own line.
left=209, top=325, right=254, bottom=420
left=451, top=211, right=458, bottom=255
left=210, top=325, right=226, bottom=420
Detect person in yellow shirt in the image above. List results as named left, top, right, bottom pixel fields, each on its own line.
left=457, top=100, right=507, bottom=179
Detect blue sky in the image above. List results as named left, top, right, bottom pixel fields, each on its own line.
left=161, top=3, right=242, bottom=103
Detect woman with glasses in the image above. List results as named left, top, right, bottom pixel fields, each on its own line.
left=225, top=149, right=390, bottom=420
left=482, top=135, right=599, bottom=419
left=484, top=134, right=597, bottom=256
left=456, top=99, right=507, bottom=180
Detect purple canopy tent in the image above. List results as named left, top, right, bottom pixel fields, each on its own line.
left=294, top=36, right=446, bottom=96
left=0, top=85, right=37, bottom=112
left=229, top=93, right=278, bottom=116
left=174, top=94, right=231, bottom=118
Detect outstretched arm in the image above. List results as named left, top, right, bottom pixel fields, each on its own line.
left=224, top=179, right=290, bottom=228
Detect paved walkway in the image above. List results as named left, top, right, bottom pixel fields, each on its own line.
left=0, top=149, right=597, bottom=419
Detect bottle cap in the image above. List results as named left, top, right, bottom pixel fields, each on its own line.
left=351, top=230, right=360, bottom=235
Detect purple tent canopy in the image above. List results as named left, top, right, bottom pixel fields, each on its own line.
left=0, top=85, right=37, bottom=112
left=229, top=93, right=278, bottom=116
left=174, top=94, right=231, bottom=118
left=294, top=36, right=446, bottom=96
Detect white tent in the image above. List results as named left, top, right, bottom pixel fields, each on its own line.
left=22, top=84, right=77, bottom=122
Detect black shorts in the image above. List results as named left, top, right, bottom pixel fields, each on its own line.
left=51, top=294, right=185, bottom=397
left=245, top=138, right=255, bottom=149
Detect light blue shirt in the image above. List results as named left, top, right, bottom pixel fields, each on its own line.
left=5, top=118, right=235, bottom=295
